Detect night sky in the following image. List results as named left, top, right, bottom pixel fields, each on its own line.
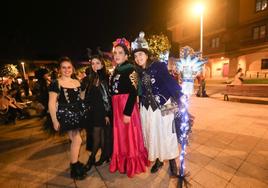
left=0, top=0, right=173, bottom=61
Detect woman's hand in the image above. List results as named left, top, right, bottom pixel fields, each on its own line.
left=123, top=115, right=130, bottom=124
left=53, top=120, right=60, bottom=131
left=105, top=116, right=110, bottom=125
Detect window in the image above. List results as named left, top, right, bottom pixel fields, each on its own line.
left=260, top=25, right=266, bottom=38
left=256, top=0, right=267, bottom=12
left=253, top=25, right=266, bottom=39
left=261, top=59, right=268, bottom=69
left=211, top=37, right=220, bottom=48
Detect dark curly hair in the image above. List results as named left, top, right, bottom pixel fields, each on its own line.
left=114, top=44, right=130, bottom=56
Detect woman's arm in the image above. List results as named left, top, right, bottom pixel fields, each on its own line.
left=48, top=92, right=60, bottom=131
left=123, top=70, right=138, bottom=116
left=157, top=62, right=182, bottom=99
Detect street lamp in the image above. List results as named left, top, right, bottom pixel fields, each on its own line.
left=21, top=62, right=26, bottom=79
left=193, top=3, right=204, bottom=57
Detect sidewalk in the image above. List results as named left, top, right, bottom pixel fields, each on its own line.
left=0, top=97, right=267, bottom=188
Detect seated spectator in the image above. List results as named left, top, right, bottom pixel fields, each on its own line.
left=0, top=89, right=27, bottom=124
left=231, top=68, right=244, bottom=85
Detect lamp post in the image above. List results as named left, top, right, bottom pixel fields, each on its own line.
left=21, top=62, right=26, bottom=79
left=194, top=2, right=206, bottom=78
left=194, top=3, right=204, bottom=57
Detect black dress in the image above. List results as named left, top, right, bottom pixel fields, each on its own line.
left=87, top=85, right=106, bottom=127
left=82, top=70, right=113, bottom=159
left=49, top=80, right=86, bottom=133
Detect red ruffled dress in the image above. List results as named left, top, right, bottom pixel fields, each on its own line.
left=109, top=61, right=149, bottom=177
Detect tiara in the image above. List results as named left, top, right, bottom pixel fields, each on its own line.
left=113, top=38, right=131, bottom=50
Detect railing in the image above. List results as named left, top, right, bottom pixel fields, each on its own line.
left=245, top=71, right=268, bottom=78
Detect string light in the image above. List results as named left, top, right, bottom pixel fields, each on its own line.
left=148, top=34, right=171, bottom=62
left=176, top=46, right=206, bottom=180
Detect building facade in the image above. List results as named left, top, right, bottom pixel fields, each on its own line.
left=167, top=0, right=268, bottom=79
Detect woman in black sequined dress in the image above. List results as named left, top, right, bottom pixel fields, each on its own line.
left=48, top=57, right=87, bottom=180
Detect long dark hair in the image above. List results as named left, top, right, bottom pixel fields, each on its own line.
left=114, top=44, right=130, bottom=56
left=86, top=56, right=108, bottom=91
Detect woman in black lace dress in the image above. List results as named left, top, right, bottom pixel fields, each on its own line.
left=48, top=57, right=87, bottom=180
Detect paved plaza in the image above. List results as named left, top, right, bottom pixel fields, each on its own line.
left=0, top=96, right=267, bottom=188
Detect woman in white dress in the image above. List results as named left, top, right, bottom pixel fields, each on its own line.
left=132, top=32, right=183, bottom=176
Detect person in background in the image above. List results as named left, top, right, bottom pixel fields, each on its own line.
left=21, top=78, right=30, bottom=97
left=33, top=68, right=50, bottom=117
left=231, top=68, right=244, bottom=85
left=196, top=73, right=209, bottom=97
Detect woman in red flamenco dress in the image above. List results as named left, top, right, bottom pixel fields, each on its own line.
left=109, top=39, right=149, bottom=177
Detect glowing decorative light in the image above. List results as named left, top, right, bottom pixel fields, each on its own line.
left=175, top=46, right=207, bottom=187
left=176, top=47, right=206, bottom=95
left=148, top=33, right=171, bottom=63
left=159, top=51, right=169, bottom=64
left=21, top=62, right=26, bottom=78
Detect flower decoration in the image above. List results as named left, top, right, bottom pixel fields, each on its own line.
left=112, top=38, right=131, bottom=50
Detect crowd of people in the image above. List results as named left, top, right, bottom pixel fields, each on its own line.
left=0, top=76, right=31, bottom=124
left=1, top=33, right=195, bottom=180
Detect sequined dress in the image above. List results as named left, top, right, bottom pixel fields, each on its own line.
left=49, top=80, right=86, bottom=133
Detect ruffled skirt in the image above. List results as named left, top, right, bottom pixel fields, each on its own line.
left=109, top=94, right=149, bottom=177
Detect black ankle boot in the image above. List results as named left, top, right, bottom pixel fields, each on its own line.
left=85, top=156, right=95, bottom=172
left=70, top=162, right=87, bottom=180
left=150, top=159, right=164, bottom=173
left=169, top=159, right=178, bottom=177
left=77, top=161, right=86, bottom=171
